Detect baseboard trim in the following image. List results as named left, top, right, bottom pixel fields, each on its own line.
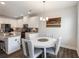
left=60, top=45, right=76, bottom=50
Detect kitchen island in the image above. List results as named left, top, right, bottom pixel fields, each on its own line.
left=0, top=32, right=21, bottom=55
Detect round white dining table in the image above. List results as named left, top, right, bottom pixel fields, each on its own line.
left=31, top=37, right=57, bottom=58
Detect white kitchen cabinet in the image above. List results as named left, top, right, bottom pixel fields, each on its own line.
left=5, top=36, right=21, bottom=54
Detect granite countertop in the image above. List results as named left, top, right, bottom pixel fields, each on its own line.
left=4, top=34, right=21, bottom=38
left=0, top=32, right=21, bottom=39
left=0, top=32, right=38, bottom=41
left=25, top=32, right=38, bottom=34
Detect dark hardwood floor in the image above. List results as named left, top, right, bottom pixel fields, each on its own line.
left=0, top=47, right=78, bottom=58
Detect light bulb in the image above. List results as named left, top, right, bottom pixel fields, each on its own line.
left=43, top=18, right=46, bottom=21
left=28, top=11, right=31, bottom=14
left=28, top=9, right=31, bottom=14
left=40, top=17, right=48, bottom=21
left=40, top=17, right=43, bottom=21
left=46, top=17, right=48, bottom=21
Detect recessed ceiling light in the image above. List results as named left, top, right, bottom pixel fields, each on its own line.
left=0, top=2, right=5, bottom=5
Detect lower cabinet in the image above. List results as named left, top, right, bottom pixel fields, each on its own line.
left=5, top=36, right=21, bottom=54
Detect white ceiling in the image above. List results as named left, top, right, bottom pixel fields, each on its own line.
left=0, top=1, right=77, bottom=19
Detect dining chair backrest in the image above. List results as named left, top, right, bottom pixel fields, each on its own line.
left=29, top=33, right=39, bottom=40
left=27, top=40, right=34, bottom=58
left=22, top=39, right=34, bottom=58
left=46, top=34, right=53, bottom=38
left=0, top=40, right=5, bottom=49
left=54, top=37, right=61, bottom=55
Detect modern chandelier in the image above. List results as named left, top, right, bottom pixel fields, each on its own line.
left=40, top=1, right=48, bottom=21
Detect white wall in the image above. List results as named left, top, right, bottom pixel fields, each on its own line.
left=39, top=6, right=77, bottom=50
left=77, top=3, right=79, bottom=56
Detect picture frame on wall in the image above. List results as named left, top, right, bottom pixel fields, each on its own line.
left=46, top=17, right=61, bottom=27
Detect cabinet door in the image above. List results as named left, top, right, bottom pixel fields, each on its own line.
left=8, top=36, right=20, bottom=54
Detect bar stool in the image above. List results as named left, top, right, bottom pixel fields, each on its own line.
left=0, top=40, right=5, bottom=50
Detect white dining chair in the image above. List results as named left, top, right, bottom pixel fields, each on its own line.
left=22, top=39, right=43, bottom=58
left=25, top=33, right=39, bottom=40
left=46, top=34, right=53, bottom=38
left=0, top=40, right=5, bottom=51
left=46, top=37, right=61, bottom=57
